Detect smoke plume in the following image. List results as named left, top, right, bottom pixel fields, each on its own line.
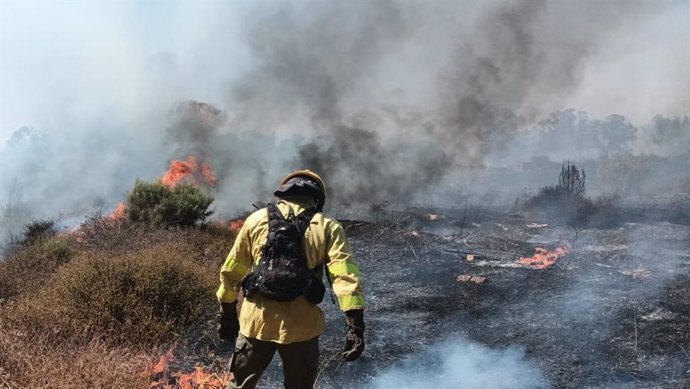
left=0, top=0, right=688, bottom=235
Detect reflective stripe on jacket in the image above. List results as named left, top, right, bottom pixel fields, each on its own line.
left=216, top=196, right=365, bottom=344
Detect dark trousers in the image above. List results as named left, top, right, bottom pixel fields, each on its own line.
left=228, top=333, right=319, bottom=389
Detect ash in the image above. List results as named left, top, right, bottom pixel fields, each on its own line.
left=320, top=206, right=687, bottom=388
left=191, top=204, right=689, bottom=389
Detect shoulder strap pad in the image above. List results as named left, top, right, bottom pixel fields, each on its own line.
left=267, top=203, right=316, bottom=235
left=295, top=208, right=317, bottom=234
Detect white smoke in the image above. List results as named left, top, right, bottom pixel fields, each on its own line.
left=0, top=0, right=688, bottom=239
left=370, top=338, right=548, bottom=389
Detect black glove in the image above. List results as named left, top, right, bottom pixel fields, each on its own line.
left=217, top=302, right=239, bottom=342
left=342, top=309, right=365, bottom=361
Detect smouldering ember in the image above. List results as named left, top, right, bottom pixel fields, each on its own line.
left=160, top=156, right=218, bottom=188
left=517, top=244, right=570, bottom=269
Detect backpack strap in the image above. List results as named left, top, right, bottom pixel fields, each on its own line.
left=295, top=208, right=317, bottom=235
left=268, top=202, right=316, bottom=233
left=266, top=203, right=282, bottom=222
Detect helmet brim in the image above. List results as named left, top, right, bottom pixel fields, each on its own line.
left=274, top=176, right=323, bottom=199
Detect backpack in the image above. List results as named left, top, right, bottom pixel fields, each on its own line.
left=241, top=203, right=326, bottom=304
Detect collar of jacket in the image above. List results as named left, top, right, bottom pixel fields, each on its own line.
left=275, top=195, right=317, bottom=217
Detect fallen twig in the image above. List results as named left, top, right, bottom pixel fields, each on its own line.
left=471, top=260, right=531, bottom=269
left=592, top=262, right=613, bottom=268
left=406, top=240, right=419, bottom=260
left=442, top=247, right=519, bottom=262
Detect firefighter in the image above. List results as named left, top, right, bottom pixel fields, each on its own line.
left=216, top=170, right=366, bottom=389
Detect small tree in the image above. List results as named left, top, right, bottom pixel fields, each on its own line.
left=126, top=180, right=214, bottom=227
left=559, top=162, right=585, bottom=198
left=21, top=219, right=57, bottom=245
left=524, top=163, right=613, bottom=240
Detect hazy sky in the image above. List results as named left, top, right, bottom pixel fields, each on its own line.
left=0, top=0, right=688, bottom=237
left=0, top=0, right=688, bottom=144
left=0, top=0, right=252, bottom=143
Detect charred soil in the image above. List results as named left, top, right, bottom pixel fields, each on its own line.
left=306, top=209, right=689, bottom=389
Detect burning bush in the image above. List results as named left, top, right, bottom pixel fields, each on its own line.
left=126, top=179, right=214, bottom=227
left=3, top=242, right=216, bottom=347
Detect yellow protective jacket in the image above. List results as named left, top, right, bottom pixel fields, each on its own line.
left=216, top=196, right=365, bottom=344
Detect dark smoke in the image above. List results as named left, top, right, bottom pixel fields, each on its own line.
left=294, top=126, right=451, bottom=205
left=222, top=0, right=663, bottom=206
left=0, top=0, right=685, bottom=236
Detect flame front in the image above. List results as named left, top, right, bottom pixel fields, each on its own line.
left=107, top=155, right=218, bottom=220
left=146, top=345, right=231, bottom=389
left=160, top=156, right=217, bottom=188
left=108, top=202, right=126, bottom=221
left=517, top=244, right=570, bottom=269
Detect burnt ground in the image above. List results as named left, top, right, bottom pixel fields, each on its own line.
left=177, top=206, right=689, bottom=389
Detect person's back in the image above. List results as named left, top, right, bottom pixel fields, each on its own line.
left=216, top=170, right=366, bottom=389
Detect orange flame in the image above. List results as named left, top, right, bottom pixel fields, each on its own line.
left=229, top=219, right=244, bottom=233
left=108, top=202, right=126, bottom=221
left=517, top=244, right=570, bottom=269
left=145, top=345, right=231, bottom=389
left=160, top=156, right=217, bottom=188
left=145, top=344, right=175, bottom=377
left=107, top=156, right=217, bottom=219
left=166, top=366, right=232, bottom=389
left=200, top=162, right=218, bottom=187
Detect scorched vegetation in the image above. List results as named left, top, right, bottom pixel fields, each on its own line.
left=1, top=175, right=689, bottom=389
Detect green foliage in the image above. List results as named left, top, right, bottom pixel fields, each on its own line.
left=126, top=180, right=214, bottom=227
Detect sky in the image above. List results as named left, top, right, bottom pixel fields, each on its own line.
left=0, top=0, right=688, bottom=145
left=0, top=0, right=688, bottom=232
left=0, top=0, right=252, bottom=143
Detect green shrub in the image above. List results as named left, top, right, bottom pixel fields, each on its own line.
left=126, top=180, right=214, bottom=227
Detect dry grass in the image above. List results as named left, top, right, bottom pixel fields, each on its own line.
left=0, top=235, right=77, bottom=300
left=0, top=329, right=152, bottom=389
left=0, top=218, right=236, bottom=388
left=3, top=241, right=219, bottom=348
